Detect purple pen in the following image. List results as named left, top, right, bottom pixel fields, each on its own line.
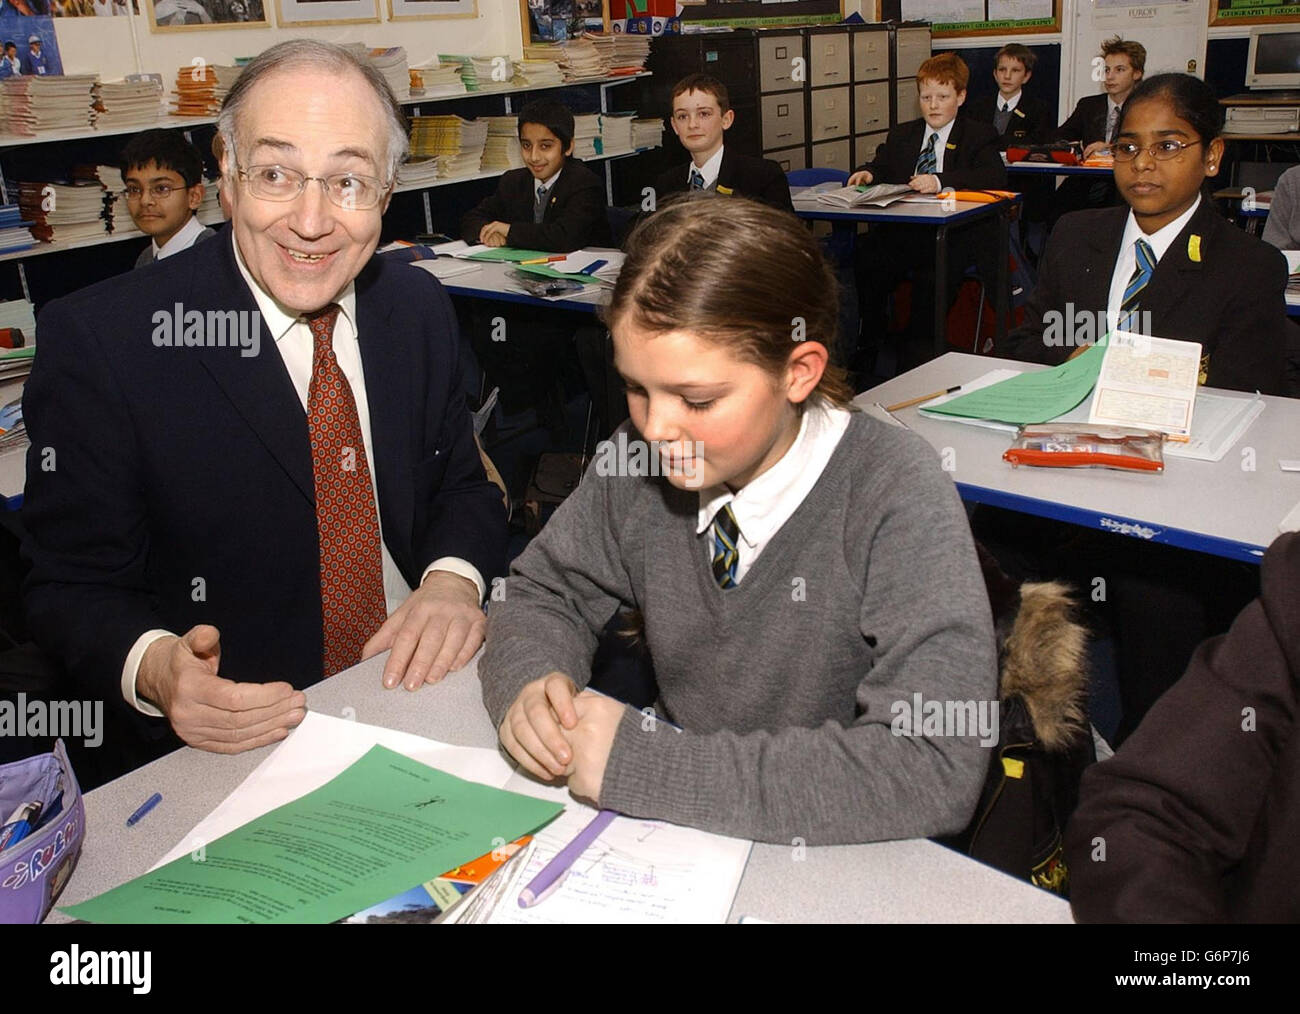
left=518, top=809, right=617, bottom=908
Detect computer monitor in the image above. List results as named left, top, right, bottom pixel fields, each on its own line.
left=1247, top=25, right=1300, bottom=90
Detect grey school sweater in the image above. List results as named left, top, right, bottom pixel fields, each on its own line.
left=480, top=411, right=998, bottom=845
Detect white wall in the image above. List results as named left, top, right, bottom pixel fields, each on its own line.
left=53, top=2, right=522, bottom=80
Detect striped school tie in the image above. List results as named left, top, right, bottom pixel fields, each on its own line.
left=915, top=131, right=938, bottom=176
left=1117, top=238, right=1155, bottom=332
left=689, top=168, right=705, bottom=191
left=711, top=503, right=741, bottom=589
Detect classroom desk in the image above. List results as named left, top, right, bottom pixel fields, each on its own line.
left=0, top=376, right=25, bottom=510
left=1004, top=162, right=1111, bottom=177
left=49, top=652, right=1073, bottom=925
left=438, top=259, right=610, bottom=314
left=791, top=193, right=1018, bottom=359
left=859, top=353, right=1300, bottom=563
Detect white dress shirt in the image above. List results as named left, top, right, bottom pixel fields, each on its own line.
left=689, top=145, right=726, bottom=190
left=122, top=237, right=485, bottom=715
left=152, top=213, right=207, bottom=262
left=998, top=90, right=1022, bottom=114
left=1106, top=194, right=1201, bottom=333
left=697, top=399, right=852, bottom=583
left=918, top=117, right=957, bottom=175
left=535, top=166, right=561, bottom=200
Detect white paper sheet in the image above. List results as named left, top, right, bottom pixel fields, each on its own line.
left=1088, top=332, right=1201, bottom=439
left=1164, top=393, right=1265, bottom=462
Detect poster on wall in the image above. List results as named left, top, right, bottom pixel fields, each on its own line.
left=49, top=1, right=139, bottom=13
left=1211, top=0, right=1300, bottom=26
left=0, top=12, right=63, bottom=77
left=892, top=0, right=1060, bottom=36
left=277, top=0, right=379, bottom=24
left=144, top=0, right=269, bottom=29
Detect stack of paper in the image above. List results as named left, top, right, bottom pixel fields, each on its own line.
left=94, top=78, right=164, bottom=129
left=817, top=182, right=913, bottom=208
left=631, top=117, right=664, bottom=150
left=470, top=55, right=516, bottom=91
left=367, top=46, right=410, bottom=101
left=16, top=176, right=109, bottom=244
left=196, top=178, right=224, bottom=226
left=480, top=116, right=525, bottom=171
left=170, top=64, right=241, bottom=117
left=436, top=54, right=488, bottom=92
left=513, top=59, right=565, bottom=89
left=395, top=157, right=440, bottom=189
left=599, top=112, right=635, bottom=156
left=582, top=31, right=650, bottom=74
left=0, top=76, right=98, bottom=136
left=572, top=112, right=601, bottom=159
left=525, top=37, right=608, bottom=81
left=409, top=115, right=488, bottom=178
left=408, top=62, right=468, bottom=98
left=0, top=204, right=36, bottom=254
left=97, top=164, right=139, bottom=238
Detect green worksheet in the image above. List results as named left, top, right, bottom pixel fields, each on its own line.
left=925, top=342, right=1107, bottom=424
left=61, top=746, right=563, bottom=924
left=466, top=247, right=555, bottom=263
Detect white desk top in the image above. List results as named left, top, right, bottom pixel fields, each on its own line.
left=791, top=192, right=1011, bottom=226
left=437, top=260, right=610, bottom=314
left=52, top=652, right=1072, bottom=924
left=858, top=353, right=1300, bottom=561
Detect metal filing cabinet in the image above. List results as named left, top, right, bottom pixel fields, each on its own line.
left=756, top=30, right=807, bottom=166
left=851, top=23, right=892, bottom=170
left=806, top=25, right=852, bottom=173
left=892, top=23, right=931, bottom=126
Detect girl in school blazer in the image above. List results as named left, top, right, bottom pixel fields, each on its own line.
left=1006, top=73, right=1288, bottom=395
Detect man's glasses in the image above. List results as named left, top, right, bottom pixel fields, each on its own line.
left=1112, top=139, right=1202, bottom=162
left=122, top=183, right=185, bottom=201
left=235, top=163, right=389, bottom=210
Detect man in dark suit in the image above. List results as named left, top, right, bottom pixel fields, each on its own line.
left=21, top=40, right=507, bottom=765
left=652, top=73, right=794, bottom=213
left=964, top=43, right=1050, bottom=151
left=460, top=100, right=611, bottom=251
left=849, top=53, right=1007, bottom=378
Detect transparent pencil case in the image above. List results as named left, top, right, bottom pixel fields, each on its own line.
left=1003, top=423, right=1165, bottom=473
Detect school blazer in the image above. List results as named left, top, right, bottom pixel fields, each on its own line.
left=964, top=92, right=1051, bottom=150
left=1055, top=93, right=1120, bottom=147
left=1004, top=200, right=1289, bottom=395
left=856, top=117, right=1007, bottom=191
left=653, top=147, right=795, bottom=213
left=459, top=158, right=611, bottom=252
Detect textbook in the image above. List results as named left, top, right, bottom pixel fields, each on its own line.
left=816, top=182, right=913, bottom=208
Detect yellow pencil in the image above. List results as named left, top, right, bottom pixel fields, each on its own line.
left=884, top=385, right=962, bottom=413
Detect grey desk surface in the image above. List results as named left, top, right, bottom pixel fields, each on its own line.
left=859, top=353, right=1300, bottom=562
left=53, top=653, right=1073, bottom=924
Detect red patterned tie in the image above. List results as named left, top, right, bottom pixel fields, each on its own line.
left=305, top=304, right=388, bottom=677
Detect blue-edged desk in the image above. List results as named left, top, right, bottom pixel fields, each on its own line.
left=1004, top=162, right=1111, bottom=178
left=859, top=352, right=1300, bottom=564
left=1, top=376, right=25, bottom=511
left=792, top=192, right=1020, bottom=359
left=437, top=259, right=610, bottom=314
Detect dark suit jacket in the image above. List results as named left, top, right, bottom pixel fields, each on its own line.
left=964, top=92, right=1051, bottom=150
left=1066, top=532, right=1300, bottom=923
left=856, top=117, right=1007, bottom=191
left=133, top=223, right=216, bottom=269
left=460, top=159, right=610, bottom=252
left=654, top=146, right=795, bottom=213
left=1055, top=93, right=1121, bottom=147
left=21, top=231, right=508, bottom=721
left=1004, top=200, right=1289, bottom=394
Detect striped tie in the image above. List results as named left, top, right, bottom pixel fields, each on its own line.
left=915, top=132, right=938, bottom=176
left=711, top=503, right=741, bottom=589
left=1117, top=238, right=1155, bottom=333
left=689, top=168, right=705, bottom=191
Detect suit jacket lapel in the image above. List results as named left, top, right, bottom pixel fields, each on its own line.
left=1140, top=200, right=1209, bottom=320
left=1082, top=206, right=1129, bottom=313
left=195, top=232, right=316, bottom=505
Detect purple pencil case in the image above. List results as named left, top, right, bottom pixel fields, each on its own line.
left=0, top=739, right=85, bottom=923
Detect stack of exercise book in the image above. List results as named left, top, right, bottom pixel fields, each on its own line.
left=631, top=117, right=664, bottom=150
left=571, top=113, right=601, bottom=159
left=480, top=116, right=526, bottom=171
left=94, top=78, right=164, bottom=130
left=582, top=31, right=650, bottom=74
left=170, top=64, right=241, bottom=117
left=408, top=62, right=467, bottom=98
left=0, top=75, right=98, bottom=136
left=0, top=204, right=36, bottom=254
left=408, top=115, right=488, bottom=179
left=15, top=170, right=110, bottom=244
left=366, top=46, right=410, bottom=101
left=524, top=37, right=608, bottom=81
left=513, top=58, right=565, bottom=89
left=395, top=157, right=439, bottom=189
left=599, top=112, right=635, bottom=156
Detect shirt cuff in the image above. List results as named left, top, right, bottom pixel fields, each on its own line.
left=121, top=629, right=175, bottom=718
left=422, top=558, right=486, bottom=604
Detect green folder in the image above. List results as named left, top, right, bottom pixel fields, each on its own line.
left=467, top=247, right=556, bottom=263
left=924, top=342, right=1107, bottom=426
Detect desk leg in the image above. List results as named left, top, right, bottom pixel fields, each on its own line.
left=995, top=205, right=1010, bottom=346
left=934, top=224, right=948, bottom=360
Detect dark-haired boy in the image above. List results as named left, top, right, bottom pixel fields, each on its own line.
left=119, top=128, right=215, bottom=269
left=460, top=99, right=610, bottom=251
left=965, top=44, right=1049, bottom=150
left=652, top=74, right=793, bottom=213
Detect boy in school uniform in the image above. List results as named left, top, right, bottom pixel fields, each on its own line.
left=652, top=73, right=794, bottom=213
left=849, top=52, right=1006, bottom=378
left=119, top=129, right=216, bottom=269
left=460, top=99, right=610, bottom=251
left=965, top=43, right=1050, bottom=150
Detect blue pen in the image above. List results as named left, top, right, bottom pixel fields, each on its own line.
left=579, top=259, right=608, bottom=276
left=126, top=792, right=162, bottom=827
left=0, top=801, right=42, bottom=851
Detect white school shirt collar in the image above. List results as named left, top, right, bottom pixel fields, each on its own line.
left=998, top=90, right=1022, bottom=112
left=690, top=145, right=725, bottom=190
left=696, top=399, right=852, bottom=582
left=152, top=213, right=206, bottom=261
left=918, top=118, right=956, bottom=174
left=535, top=166, right=562, bottom=195
left=1107, top=194, right=1202, bottom=330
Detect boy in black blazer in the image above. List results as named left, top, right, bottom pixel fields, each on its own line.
left=652, top=73, right=793, bottom=213
left=964, top=43, right=1050, bottom=150
left=461, top=100, right=610, bottom=251
left=850, top=53, right=1007, bottom=379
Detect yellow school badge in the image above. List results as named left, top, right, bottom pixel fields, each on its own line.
left=717, top=185, right=734, bottom=196
left=945, top=143, right=957, bottom=150
left=1187, top=234, right=1202, bottom=262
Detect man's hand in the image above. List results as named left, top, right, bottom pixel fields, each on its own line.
left=909, top=173, right=941, bottom=194
left=137, top=625, right=306, bottom=754
left=847, top=170, right=873, bottom=186
left=499, top=672, right=579, bottom=780
left=479, top=221, right=510, bottom=247
left=363, top=570, right=484, bottom=690
left=562, top=690, right=626, bottom=803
